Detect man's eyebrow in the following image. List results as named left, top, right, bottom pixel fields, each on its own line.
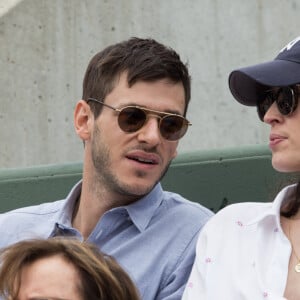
left=29, top=298, right=70, bottom=300
left=118, top=101, right=184, bottom=115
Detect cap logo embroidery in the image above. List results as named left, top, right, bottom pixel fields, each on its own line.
left=279, top=36, right=300, bottom=53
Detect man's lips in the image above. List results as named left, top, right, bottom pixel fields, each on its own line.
left=126, top=150, right=160, bottom=165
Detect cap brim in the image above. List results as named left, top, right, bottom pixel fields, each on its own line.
left=229, top=59, right=300, bottom=106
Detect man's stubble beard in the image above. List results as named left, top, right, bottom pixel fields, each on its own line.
left=91, top=125, right=172, bottom=199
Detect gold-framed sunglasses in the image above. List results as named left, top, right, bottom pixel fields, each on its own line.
left=87, top=98, right=191, bottom=141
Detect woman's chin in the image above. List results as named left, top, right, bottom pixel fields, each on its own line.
left=272, top=157, right=300, bottom=173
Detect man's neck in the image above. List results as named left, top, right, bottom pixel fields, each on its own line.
left=72, top=179, right=115, bottom=240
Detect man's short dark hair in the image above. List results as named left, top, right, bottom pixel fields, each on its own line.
left=82, top=37, right=191, bottom=118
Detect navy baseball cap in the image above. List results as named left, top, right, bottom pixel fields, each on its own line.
left=229, top=36, right=300, bottom=106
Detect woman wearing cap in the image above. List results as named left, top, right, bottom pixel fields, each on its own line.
left=182, top=36, right=300, bottom=300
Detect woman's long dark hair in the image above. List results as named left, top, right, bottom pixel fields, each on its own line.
left=281, top=181, right=300, bottom=218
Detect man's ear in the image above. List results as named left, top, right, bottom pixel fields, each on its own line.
left=74, top=100, right=93, bottom=141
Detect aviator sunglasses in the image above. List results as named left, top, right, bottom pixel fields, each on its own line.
left=87, top=98, right=191, bottom=141
left=257, top=85, right=300, bottom=121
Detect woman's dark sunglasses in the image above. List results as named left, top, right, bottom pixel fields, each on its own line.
left=257, top=85, right=299, bottom=121
left=87, top=98, right=191, bottom=141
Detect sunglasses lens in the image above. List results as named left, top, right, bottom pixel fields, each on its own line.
left=257, top=94, right=274, bottom=121
left=160, top=116, right=187, bottom=141
left=277, top=87, right=295, bottom=115
left=117, top=106, right=188, bottom=141
left=118, top=107, right=146, bottom=132
left=257, top=86, right=298, bottom=121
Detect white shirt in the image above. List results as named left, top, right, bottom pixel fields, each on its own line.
left=182, top=184, right=297, bottom=300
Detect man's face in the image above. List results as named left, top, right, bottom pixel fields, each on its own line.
left=89, top=72, right=186, bottom=199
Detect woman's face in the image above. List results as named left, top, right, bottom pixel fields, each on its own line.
left=263, top=86, right=300, bottom=172
left=16, top=254, right=82, bottom=300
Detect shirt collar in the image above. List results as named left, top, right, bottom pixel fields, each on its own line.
left=246, top=184, right=297, bottom=227
left=125, top=183, right=164, bottom=232
left=57, top=180, right=82, bottom=226
left=57, top=180, right=164, bottom=232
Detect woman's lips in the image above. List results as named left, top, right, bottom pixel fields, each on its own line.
left=269, top=134, right=287, bottom=147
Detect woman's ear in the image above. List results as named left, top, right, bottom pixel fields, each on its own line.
left=74, top=100, right=93, bottom=141
left=171, top=149, right=178, bottom=160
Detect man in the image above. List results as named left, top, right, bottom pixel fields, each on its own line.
left=0, top=37, right=212, bottom=299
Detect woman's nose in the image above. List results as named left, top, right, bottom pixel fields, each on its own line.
left=263, top=101, right=283, bottom=124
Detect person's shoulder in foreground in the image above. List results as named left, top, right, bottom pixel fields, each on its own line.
left=0, top=237, right=140, bottom=300
left=0, top=37, right=213, bottom=300
left=183, top=36, right=300, bottom=300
